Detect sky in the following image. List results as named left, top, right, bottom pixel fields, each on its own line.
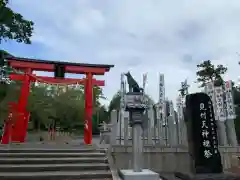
left=2, top=0, right=240, bottom=106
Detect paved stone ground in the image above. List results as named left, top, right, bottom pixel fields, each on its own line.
left=0, top=135, right=105, bottom=149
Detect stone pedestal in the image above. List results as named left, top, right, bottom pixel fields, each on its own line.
left=119, top=169, right=160, bottom=180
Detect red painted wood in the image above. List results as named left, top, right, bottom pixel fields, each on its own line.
left=1, top=103, right=24, bottom=144
left=1, top=69, right=33, bottom=144
left=8, top=60, right=108, bottom=75
left=9, top=74, right=105, bottom=86
left=84, top=73, right=93, bottom=144
left=1, top=103, right=16, bottom=144
left=11, top=111, right=29, bottom=143
left=14, top=69, right=32, bottom=142
left=65, top=66, right=106, bottom=75
left=9, top=60, right=54, bottom=71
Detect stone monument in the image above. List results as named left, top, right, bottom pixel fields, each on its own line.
left=185, top=92, right=223, bottom=174
left=174, top=93, right=240, bottom=179
left=119, top=72, right=160, bottom=180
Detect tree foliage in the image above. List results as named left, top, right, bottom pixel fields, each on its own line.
left=195, top=60, right=240, bottom=142
left=0, top=0, right=34, bottom=99
left=0, top=81, right=108, bottom=134
left=0, top=0, right=34, bottom=44
left=0, top=50, right=18, bottom=102
left=196, top=60, right=227, bottom=87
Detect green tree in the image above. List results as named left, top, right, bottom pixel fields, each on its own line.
left=0, top=50, right=14, bottom=102
left=26, top=83, right=106, bottom=134
left=27, top=84, right=56, bottom=131
left=196, top=60, right=227, bottom=87
left=0, top=81, right=20, bottom=124
left=92, top=105, right=108, bottom=134
left=0, top=0, right=34, bottom=44
left=108, top=91, right=121, bottom=112
left=0, top=0, right=35, bottom=99
left=196, top=61, right=240, bottom=142
left=97, top=105, right=108, bottom=123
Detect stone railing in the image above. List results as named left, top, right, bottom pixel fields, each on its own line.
left=110, top=145, right=240, bottom=174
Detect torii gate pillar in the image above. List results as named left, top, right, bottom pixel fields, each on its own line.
left=84, top=73, right=93, bottom=144
left=16, top=69, right=32, bottom=142
left=1, top=69, right=31, bottom=144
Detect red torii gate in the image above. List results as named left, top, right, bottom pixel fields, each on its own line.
left=1, top=56, right=114, bottom=145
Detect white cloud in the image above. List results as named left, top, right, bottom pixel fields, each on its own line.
left=8, top=0, right=240, bottom=106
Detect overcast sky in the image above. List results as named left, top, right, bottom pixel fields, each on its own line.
left=2, top=0, right=240, bottom=106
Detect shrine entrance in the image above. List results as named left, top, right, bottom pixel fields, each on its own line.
left=1, top=56, right=114, bottom=145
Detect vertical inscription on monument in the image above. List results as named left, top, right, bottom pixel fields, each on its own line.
left=186, top=93, right=223, bottom=174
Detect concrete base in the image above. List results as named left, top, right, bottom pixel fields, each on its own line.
left=119, top=169, right=160, bottom=180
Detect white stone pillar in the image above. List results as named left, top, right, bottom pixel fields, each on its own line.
left=110, top=110, right=118, bottom=145
left=158, top=73, right=166, bottom=146
left=224, top=81, right=238, bottom=146
left=148, top=107, right=155, bottom=144
left=172, top=106, right=178, bottom=146
left=168, top=101, right=176, bottom=146
left=147, top=110, right=153, bottom=145
left=214, top=86, right=228, bottom=146
left=124, top=117, right=129, bottom=145
left=176, top=96, right=183, bottom=145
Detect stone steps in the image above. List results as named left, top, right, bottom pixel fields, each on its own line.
left=0, top=157, right=107, bottom=164
left=0, top=148, right=112, bottom=179
left=0, top=170, right=113, bottom=180
left=0, top=152, right=105, bottom=158
left=0, top=163, right=109, bottom=172
left=0, top=148, right=105, bottom=153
